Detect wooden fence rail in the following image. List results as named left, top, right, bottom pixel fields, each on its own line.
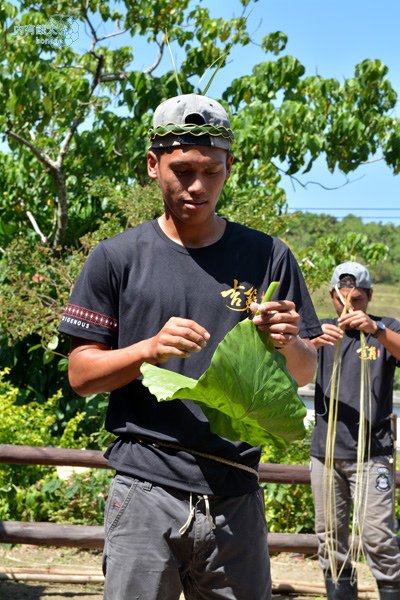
left=0, top=520, right=319, bottom=554
left=1, top=444, right=399, bottom=486
left=0, top=444, right=398, bottom=553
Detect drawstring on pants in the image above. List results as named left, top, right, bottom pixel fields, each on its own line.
left=179, top=493, right=195, bottom=535
left=179, top=493, right=216, bottom=535
left=203, top=494, right=216, bottom=531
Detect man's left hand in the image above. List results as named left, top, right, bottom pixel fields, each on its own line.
left=250, top=300, right=300, bottom=349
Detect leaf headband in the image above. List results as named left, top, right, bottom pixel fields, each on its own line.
left=148, top=123, right=234, bottom=142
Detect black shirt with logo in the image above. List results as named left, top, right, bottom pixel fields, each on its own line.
left=310, top=316, right=400, bottom=460
left=59, top=219, right=321, bottom=495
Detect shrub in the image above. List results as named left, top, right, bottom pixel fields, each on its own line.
left=35, top=468, right=113, bottom=525
left=261, top=427, right=315, bottom=533
left=0, top=369, right=111, bottom=522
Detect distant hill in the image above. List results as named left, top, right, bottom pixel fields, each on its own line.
left=285, top=213, right=400, bottom=287
left=311, top=283, right=400, bottom=321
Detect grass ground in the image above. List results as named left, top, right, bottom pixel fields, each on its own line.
left=0, top=546, right=380, bottom=599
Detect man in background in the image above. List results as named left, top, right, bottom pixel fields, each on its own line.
left=310, top=261, right=400, bottom=600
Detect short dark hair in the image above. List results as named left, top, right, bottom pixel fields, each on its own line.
left=338, top=274, right=356, bottom=288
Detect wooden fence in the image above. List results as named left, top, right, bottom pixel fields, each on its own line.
left=0, top=444, right=398, bottom=554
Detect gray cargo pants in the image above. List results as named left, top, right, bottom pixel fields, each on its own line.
left=310, top=456, right=400, bottom=584
left=103, top=474, right=271, bottom=599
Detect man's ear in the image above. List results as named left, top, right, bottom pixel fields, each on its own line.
left=225, top=153, right=234, bottom=180
left=367, top=288, right=373, bottom=302
left=147, top=150, right=159, bottom=180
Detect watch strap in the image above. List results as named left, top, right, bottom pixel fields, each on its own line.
left=372, top=320, right=386, bottom=338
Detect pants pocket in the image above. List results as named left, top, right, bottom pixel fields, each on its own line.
left=104, top=474, right=138, bottom=539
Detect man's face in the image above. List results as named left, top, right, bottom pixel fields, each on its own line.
left=147, top=145, right=233, bottom=226
left=330, top=286, right=372, bottom=316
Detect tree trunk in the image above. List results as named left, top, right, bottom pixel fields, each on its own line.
left=52, top=167, right=68, bottom=249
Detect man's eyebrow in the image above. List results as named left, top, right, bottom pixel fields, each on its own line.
left=169, top=159, right=224, bottom=167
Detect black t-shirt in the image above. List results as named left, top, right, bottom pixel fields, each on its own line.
left=310, top=316, right=400, bottom=460
left=59, top=219, right=321, bottom=495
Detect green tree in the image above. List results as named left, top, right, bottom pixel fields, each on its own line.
left=285, top=212, right=400, bottom=289
left=340, top=217, right=400, bottom=284
left=0, top=0, right=254, bottom=248
left=1, top=2, right=399, bottom=249
left=0, top=0, right=399, bottom=417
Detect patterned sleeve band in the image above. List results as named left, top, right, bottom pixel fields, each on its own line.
left=63, top=303, right=118, bottom=331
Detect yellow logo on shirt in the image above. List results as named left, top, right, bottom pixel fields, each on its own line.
left=356, top=345, right=379, bottom=361
left=221, top=279, right=258, bottom=312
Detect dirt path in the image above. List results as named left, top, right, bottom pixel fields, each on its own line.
left=0, top=546, right=379, bottom=599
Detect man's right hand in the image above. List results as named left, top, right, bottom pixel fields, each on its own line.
left=69, top=318, right=210, bottom=396
left=311, top=323, right=343, bottom=349
left=147, top=317, right=210, bottom=364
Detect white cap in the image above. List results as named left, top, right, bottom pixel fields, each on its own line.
left=329, top=261, right=372, bottom=289
left=149, top=93, right=234, bottom=150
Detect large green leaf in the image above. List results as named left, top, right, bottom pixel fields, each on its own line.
left=141, top=317, right=306, bottom=447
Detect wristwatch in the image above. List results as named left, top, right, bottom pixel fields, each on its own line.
left=372, top=320, right=386, bottom=338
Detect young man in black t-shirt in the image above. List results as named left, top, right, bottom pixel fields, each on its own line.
left=59, top=93, right=320, bottom=600
left=310, top=262, right=400, bottom=600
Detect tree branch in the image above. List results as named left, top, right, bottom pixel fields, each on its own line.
left=271, top=161, right=365, bottom=191
left=52, top=170, right=68, bottom=249
left=57, top=53, right=105, bottom=166
left=144, top=35, right=166, bottom=75
left=84, top=4, right=99, bottom=47
left=6, top=128, right=58, bottom=172
left=360, top=156, right=385, bottom=165
left=26, top=211, right=47, bottom=243
left=20, top=200, right=47, bottom=243
left=100, top=72, right=129, bottom=83
left=96, top=28, right=128, bottom=43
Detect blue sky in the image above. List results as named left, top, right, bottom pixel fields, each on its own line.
left=94, top=0, right=400, bottom=224
left=200, top=0, right=400, bottom=225
left=7, top=0, right=400, bottom=224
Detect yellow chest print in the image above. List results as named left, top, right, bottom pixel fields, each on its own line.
left=221, top=279, right=258, bottom=312
left=356, top=345, right=379, bottom=361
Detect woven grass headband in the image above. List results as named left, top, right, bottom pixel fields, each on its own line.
left=148, top=123, right=234, bottom=142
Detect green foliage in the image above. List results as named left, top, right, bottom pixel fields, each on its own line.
left=0, top=178, right=163, bottom=409
left=261, top=427, right=315, bottom=533
left=285, top=212, right=400, bottom=291
left=0, top=0, right=254, bottom=247
left=0, top=368, right=110, bottom=521
left=79, top=178, right=164, bottom=251
left=1, top=465, right=113, bottom=525
left=0, top=1, right=399, bottom=530
left=298, top=231, right=388, bottom=292
left=224, top=57, right=399, bottom=178
left=0, top=239, right=84, bottom=344
left=36, top=468, right=113, bottom=525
